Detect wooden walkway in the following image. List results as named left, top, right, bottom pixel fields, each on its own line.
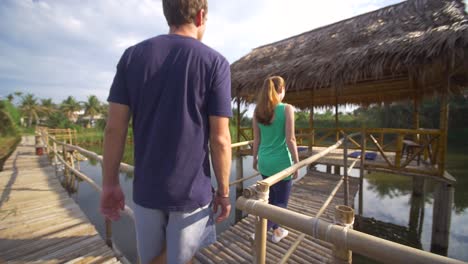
left=196, top=171, right=360, bottom=263
left=0, top=136, right=121, bottom=263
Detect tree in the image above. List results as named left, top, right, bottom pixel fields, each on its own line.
left=82, top=95, right=101, bottom=127
left=40, top=98, right=56, bottom=118
left=60, top=96, right=81, bottom=122
left=6, top=94, right=14, bottom=102
left=19, top=94, right=41, bottom=127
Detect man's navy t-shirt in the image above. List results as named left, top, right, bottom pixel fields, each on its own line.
left=108, top=34, right=232, bottom=211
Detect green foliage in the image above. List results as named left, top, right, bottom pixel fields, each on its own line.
left=1, top=100, right=21, bottom=125
left=0, top=100, right=19, bottom=137
left=19, top=93, right=42, bottom=127
left=40, top=98, right=56, bottom=117
left=45, top=111, right=82, bottom=131
left=60, top=96, right=82, bottom=120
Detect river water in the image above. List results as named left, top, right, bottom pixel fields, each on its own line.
left=69, top=146, right=468, bottom=263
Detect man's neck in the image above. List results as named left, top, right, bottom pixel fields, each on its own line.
left=169, top=24, right=198, bottom=39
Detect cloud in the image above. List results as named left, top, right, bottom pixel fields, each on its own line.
left=0, top=0, right=403, bottom=103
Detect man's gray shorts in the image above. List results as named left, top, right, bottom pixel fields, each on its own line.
left=134, top=202, right=216, bottom=264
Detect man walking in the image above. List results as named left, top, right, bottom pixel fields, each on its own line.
left=100, top=0, right=232, bottom=263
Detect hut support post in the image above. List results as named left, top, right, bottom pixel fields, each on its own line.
left=335, top=104, right=339, bottom=142
left=254, top=183, right=269, bottom=264
left=413, top=97, right=420, bottom=142
left=431, top=182, right=453, bottom=256
left=343, top=136, right=349, bottom=206
left=235, top=151, right=244, bottom=223
left=333, top=205, right=354, bottom=264
left=438, top=91, right=449, bottom=176
left=359, top=130, right=366, bottom=215
left=409, top=177, right=425, bottom=239
left=395, top=134, right=403, bottom=168
left=236, top=98, right=241, bottom=143
left=309, top=107, right=314, bottom=153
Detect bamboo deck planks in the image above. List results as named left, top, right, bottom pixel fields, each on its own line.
left=0, top=136, right=121, bottom=264
left=196, top=170, right=359, bottom=263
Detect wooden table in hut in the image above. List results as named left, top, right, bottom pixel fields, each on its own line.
left=402, top=139, right=422, bottom=165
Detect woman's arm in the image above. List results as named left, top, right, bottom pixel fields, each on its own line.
left=285, top=104, right=299, bottom=178
left=252, top=116, right=260, bottom=171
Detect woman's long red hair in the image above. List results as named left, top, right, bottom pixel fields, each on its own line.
left=254, top=76, right=285, bottom=125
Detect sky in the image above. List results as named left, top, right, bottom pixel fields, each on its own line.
left=0, top=0, right=405, bottom=104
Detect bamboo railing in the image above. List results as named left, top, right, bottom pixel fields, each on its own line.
left=236, top=197, right=464, bottom=264
left=239, top=126, right=446, bottom=179
left=243, top=132, right=360, bottom=263
left=36, top=127, right=261, bottom=259
left=36, top=127, right=460, bottom=264
left=238, top=132, right=462, bottom=264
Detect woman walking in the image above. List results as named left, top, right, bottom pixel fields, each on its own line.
left=252, top=76, right=300, bottom=243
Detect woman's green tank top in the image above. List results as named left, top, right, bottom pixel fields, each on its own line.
left=257, top=103, right=293, bottom=180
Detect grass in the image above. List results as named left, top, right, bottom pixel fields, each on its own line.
left=0, top=136, right=21, bottom=171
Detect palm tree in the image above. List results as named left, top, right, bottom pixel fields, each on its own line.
left=19, top=94, right=41, bottom=127
left=40, top=98, right=56, bottom=116
left=40, top=98, right=57, bottom=120
left=60, top=96, right=81, bottom=122
left=82, top=95, right=101, bottom=127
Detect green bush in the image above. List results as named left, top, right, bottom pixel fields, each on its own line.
left=45, top=112, right=82, bottom=131
left=0, top=100, right=19, bottom=137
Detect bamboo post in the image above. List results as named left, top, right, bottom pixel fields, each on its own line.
left=334, top=165, right=340, bottom=175
left=52, top=137, right=58, bottom=176
left=431, top=183, right=453, bottom=256
left=333, top=205, right=354, bottom=264
left=254, top=182, right=269, bottom=264
left=105, top=218, right=113, bottom=248
left=44, top=130, right=49, bottom=154
left=309, top=107, right=314, bottom=153
left=409, top=180, right=425, bottom=240
left=412, top=176, right=425, bottom=197
left=343, top=136, right=349, bottom=206
left=359, top=130, right=366, bottom=216
left=237, top=197, right=464, bottom=264
left=62, top=144, right=69, bottom=189
left=379, top=132, right=384, bottom=149
left=395, top=134, right=403, bottom=168
left=236, top=97, right=241, bottom=143
left=68, top=147, right=76, bottom=192
left=235, top=149, right=244, bottom=223
left=413, top=97, right=420, bottom=142
left=438, top=91, right=449, bottom=176
left=67, top=128, right=73, bottom=145
left=335, top=104, right=339, bottom=142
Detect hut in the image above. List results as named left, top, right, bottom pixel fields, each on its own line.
left=231, top=0, right=468, bottom=180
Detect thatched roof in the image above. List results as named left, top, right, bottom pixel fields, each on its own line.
left=231, top=0, right=468, bottom=108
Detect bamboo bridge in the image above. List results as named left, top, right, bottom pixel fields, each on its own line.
left=1, top=128, right=464, bottom=263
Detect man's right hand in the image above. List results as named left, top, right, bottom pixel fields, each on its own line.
left=100, top=184, right=125, bottom=221
left=213, top=194, right=231, bottom=223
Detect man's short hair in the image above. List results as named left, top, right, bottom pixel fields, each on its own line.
left=162, top=0, right=208, bottom=26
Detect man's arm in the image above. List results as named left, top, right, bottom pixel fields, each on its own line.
left=100, top=102, right=130, bottom=221
left=209, top=116, right=232, bottom=223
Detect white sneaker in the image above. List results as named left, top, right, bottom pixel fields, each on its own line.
left=271, top=228, right=288, bottom=243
